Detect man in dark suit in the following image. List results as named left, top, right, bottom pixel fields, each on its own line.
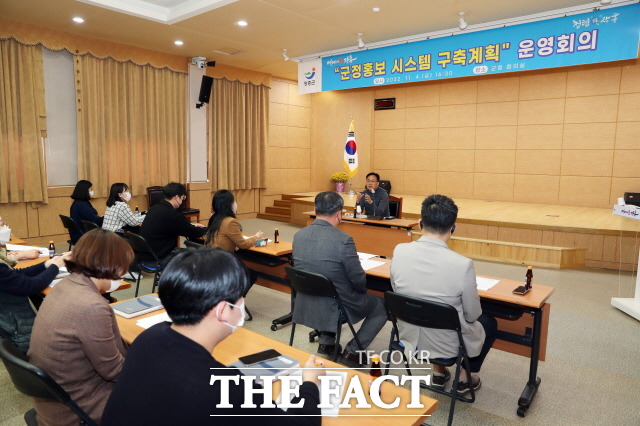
left=292, top=191, right=387, bottom=366
left=139, top=182, right=206, bottom=263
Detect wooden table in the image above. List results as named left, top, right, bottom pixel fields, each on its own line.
left=115, top=313, right=438, bottom=424
left=7, top=237, right=27, bottom=245
left=362, top=257, right=554, bottom=417
left=304, top=211, right=417, bottom=258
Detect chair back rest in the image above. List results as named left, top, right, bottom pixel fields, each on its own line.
left=58, top=214, right=80, bottom=233
left=81, top=220, right=100, bottom=232
left=379, top=180, right=392, bottom=195
left=124, top=232, right=157, bottom=260
left=184, top=240, right=206, bottom=250
left=388, top=195, right=403, bottom=218
left=385, top=292, right=461, bottom=331
left=285, top=266, right=339, bottom=299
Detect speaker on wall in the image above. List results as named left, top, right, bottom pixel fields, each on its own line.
left=198, top=75, right=214, bottom=103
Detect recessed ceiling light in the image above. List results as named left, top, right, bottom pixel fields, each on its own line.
left=236, top=20, right=248, bottom=27
left=372, top=7, right=381, bottom=12
left=174, top=40, right=184, bottom=46
left=72, top=17, right=84, bottom=23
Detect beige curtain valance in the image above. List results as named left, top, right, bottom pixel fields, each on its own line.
left=0, top=18, right=187, bottom=73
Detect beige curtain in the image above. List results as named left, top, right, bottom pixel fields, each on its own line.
left=209, top=78, right=268, bottom=190
left=75, top=54, right=187, bottom=197
left=0, top=39, right=48, bottom=203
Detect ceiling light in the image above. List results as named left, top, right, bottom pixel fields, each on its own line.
left=357, top=33, right=365, bottom=49
left=372, top=7, right=381, bottom=13
left=174, top=40, right=184, bottom=46
left=72, top=17, right=84, bottom=23
left=282, top=49, right=290, bottom=61
left=458, top=12, right=468, bottom=30
left=236, top=20, right=248, bottom=27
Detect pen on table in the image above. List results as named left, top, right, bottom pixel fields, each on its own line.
left=315, top=361, right=324, bottom=366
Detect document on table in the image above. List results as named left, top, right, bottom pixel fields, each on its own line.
left=476, top=276, right=500, bottom=291
left=5, top=244, right=48, bottom=257
left=136, top=312, right=172, bottom=329
left=357, top=252, right=377, bottom=260
left=360, top=258, right=385, bottom=270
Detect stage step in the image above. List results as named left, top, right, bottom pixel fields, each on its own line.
left=265, top=206, right=291, bottom=216
left=446, top=236, right=587, bottom=269
left=274, top=200, right=292, bottom=208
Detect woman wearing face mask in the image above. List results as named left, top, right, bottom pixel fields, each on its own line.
left=70, top=179, right=103, bottom=243
left=204, top=189, right=264, bottom=252
left=28, top=228, right=133, bottom=426
left=102, top=183, right=145, bottom=234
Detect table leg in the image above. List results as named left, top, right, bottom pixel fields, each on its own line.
left=517, top=307, right=542, bottom=417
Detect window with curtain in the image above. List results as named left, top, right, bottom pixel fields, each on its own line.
left=75, top=54, right=187, bottom=197
left=208, top=78, right=268, bottom=190
left=0, top=38, right=48, bottom=204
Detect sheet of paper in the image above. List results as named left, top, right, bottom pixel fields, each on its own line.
left=136, top=312, right=172, bottom=329
left=476, top=276, right=500, bottom=291
left=276, top=370, right=347, bottom=417
left=357, top=252, right=376, bottom=260
left=359, top=258, right=385, bottom=271
left=243, top=236, right=273, bottom=243
left=5, top=244, right=48, bottom=258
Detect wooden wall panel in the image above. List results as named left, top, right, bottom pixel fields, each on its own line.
left=1, top=203, right=28, bottom=238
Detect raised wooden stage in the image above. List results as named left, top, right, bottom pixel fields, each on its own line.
left=287, top=192, right=640, bottom=271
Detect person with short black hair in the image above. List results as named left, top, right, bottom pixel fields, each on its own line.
left=390, top=194, right=497, bottom=395
left=28, top=229, right=134, bottom=426
left=102, top=249, right=322, bottom=425
left=102, top=182, right=144, bottom=233
left=356, top=172, right=390, bottom=217
left=139, top=182, right=206, bottom=263
left=293, top=191, right=387, bottom=367
left=69, top=179, right=103, bottom=243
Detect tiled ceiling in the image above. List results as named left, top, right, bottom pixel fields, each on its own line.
left=0, top=0, right=610, bottom=80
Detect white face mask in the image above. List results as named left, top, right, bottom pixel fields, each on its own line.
left=107, top=279, right=122, bottom=293
left=217, top=300, right=245, bottom=332
left=89, top=190, right=94, bottom=198
left=0, top=226, right=11, bottom=245
left=122, top=192, right=131, bottom=202
left=232, top=201, right=238, bottom=214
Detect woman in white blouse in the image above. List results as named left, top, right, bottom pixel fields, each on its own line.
left=102, top=183, right=144, bottom=233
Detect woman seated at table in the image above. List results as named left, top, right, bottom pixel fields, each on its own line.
left=102, top=182, right=144, bottom=234
left=101, top=249, right=322, bottom=425
left=0, top=216, right=70, bottom=353
left=204, top=189, right=263, bottom=252
left=70, top=179, right=103, bottom=243
left=28, top=228, right=134, bottom=426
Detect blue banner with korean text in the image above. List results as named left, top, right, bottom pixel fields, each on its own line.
left=298, top=4, right=640, bottom=94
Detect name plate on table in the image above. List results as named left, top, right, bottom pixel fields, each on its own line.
left=613, top=204, right=640, bottom=221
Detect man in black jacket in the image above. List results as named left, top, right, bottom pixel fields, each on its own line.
left=139, top=182, right=206, bottom=263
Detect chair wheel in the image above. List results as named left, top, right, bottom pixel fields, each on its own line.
left=517, top=406, right=527, bottom=417
left=270, top=324, right=278, bottom=331
left=308, top=336, right=315, bottom=343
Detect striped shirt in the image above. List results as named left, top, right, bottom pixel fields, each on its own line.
left=102, top=201, right=144, bottom=232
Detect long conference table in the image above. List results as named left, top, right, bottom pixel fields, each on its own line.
left=238, top=238, right=554, bottom=417
left=115, top=313, right=439, bottom=424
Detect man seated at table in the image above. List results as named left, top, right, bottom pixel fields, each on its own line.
left=390, top=194, right=497, bottom=395
left=139, top=182, right=206, bottom=264
left=293, top=191, right=387, bottom=367
left=356, top=172, right=390, bottom=217
left=101, top=249, right=322, bottom=425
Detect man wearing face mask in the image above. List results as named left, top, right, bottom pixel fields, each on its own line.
left=102, top=249, right=323, bottom=425
left=293, top=191, right=387, bottom=367
left=102, top=182, right=145, bottom=234
left=0, top=216, right=71, bottom=353
left=356, top=172, right=390, bottom=217
left=139, top=182, right=206, bottom=264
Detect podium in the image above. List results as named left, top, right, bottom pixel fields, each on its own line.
left=611, top=204, right=640, bottom=321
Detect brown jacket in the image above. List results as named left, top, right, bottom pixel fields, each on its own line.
left=28, top=273, right=127, bottom=426
left=207, top=217, right=257, bottom=253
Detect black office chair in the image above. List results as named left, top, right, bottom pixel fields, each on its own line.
left=285, top=266, right=363, bottom=362
left=379, top=180, right=392, bottom=195
left=58, top=214, right=82, bottom=248
left=0, top=339, right=98, bottom=426
left=384, top=292, right=475, bottom=426
left=81, top=220, right=100, bottom=232
left=184, top=239, right=206, bottom=250
left=124, top=232, right=164, bottom=296
left=388, top=195, right=403, bottom=218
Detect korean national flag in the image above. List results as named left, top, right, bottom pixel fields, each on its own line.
left=343, top=120, right=358, bottom=177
